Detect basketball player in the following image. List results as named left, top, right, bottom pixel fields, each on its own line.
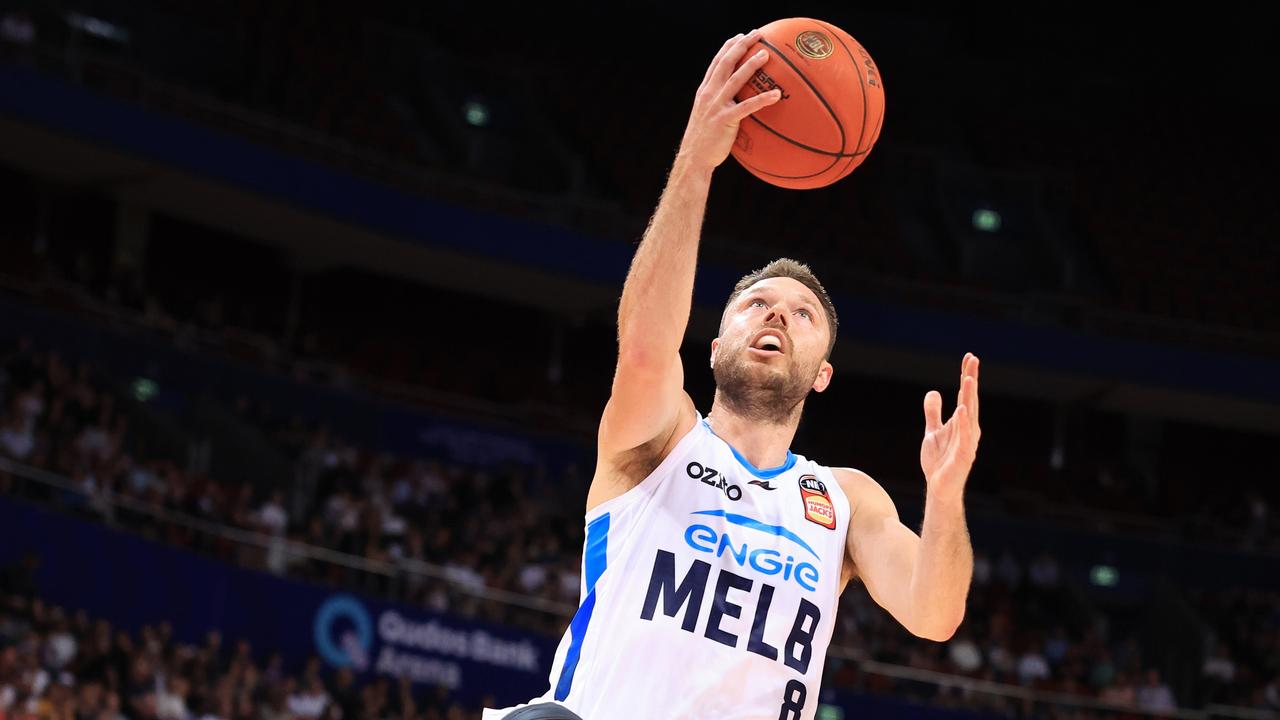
left=484, top=29, right=979, bottom=720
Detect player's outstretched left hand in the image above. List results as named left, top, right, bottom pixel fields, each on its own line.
left=920, top=353, right=981, bottom=500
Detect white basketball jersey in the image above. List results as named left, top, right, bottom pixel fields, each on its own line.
left=483, top=412, right=850, bottom=720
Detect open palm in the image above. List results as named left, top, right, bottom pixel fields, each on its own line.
left=920, top=353, right=982, bottom=497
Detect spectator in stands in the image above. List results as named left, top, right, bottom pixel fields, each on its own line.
left=1089, top=648, right=1117, bottom=693
left=260, top=685, right=290, bottom=720
left=154, top=676, right=190, bottom=720
left=0, top=11, right=35, bottom=47
left=1203, top=639, right=1237, bottom=694
left=1028, top=553, right=1060, bottom=590
left=986, top=638, right=1015, bottom=682
left=328, top=668, right=359, bottom=720
left=1264, top=672, right=1280, bottom=710
left=1243, top=491, right=1270, bottom=549
left=43, top=672, right=75, bottom=720
left=0, top=412, right=34, bottom=461
left=946, top=631, right=983, bottom=674
left=285, top=674, right=328, bottom=720
left=1016, top=639, right=1051, bottom=686
left=996, top=551, right=1022, bottom=589
left=971, top=552, right=991, bottom=586
left=1100, top=671, right=1136, bottom=706
left=1041, top=627, right=1069, bottom=670
left=1113, top=636, right=1143, bottom=677
left=39, top=614, right=75, bottom=672
left=1136, top=669, right=1177, bottom=711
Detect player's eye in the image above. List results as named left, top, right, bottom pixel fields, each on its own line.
left=797, top=309, right=811, bottom=320
left=750, top=299, right=766, bottom=308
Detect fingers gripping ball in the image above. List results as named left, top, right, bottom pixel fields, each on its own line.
left=731, top=18, right=885, bottom=190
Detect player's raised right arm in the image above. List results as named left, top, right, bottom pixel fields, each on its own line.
left=600, top=30, right=781, bottom=456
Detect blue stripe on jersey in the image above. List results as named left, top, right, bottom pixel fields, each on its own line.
left=702, top=419, right=797, bottom=479
left=554, top=512, right=610, bottom=701
left=691, top=509, right=820, bottom=559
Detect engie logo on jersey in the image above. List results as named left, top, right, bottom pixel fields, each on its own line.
left=798, top=475, right=836, bottom=529
left=682, top=509, right=820, bottom=591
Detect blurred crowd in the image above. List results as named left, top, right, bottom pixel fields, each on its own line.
left=831, top=552, right=1280, bottom=713
left=0, top=338, right=584, bottom=634
left=3, top=339, right=1279, bottom=716
left=0, top=596, right=480, bottom=720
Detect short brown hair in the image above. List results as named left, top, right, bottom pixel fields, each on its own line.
left=721, top=258, right=838, bottom=359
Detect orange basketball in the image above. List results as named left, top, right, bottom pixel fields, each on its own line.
left=730, top=18, right=885, bottom=190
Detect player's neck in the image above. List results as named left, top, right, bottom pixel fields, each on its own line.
left=705, top=395, right=802, bottom=470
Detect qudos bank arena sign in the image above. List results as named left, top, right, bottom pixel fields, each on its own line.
left=312, top=594, right=547, bottom=695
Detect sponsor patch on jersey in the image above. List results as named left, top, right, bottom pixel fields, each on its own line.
left=798, top=474, right=836, bottom=529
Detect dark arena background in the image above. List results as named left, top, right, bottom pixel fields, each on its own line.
left=0, top=2, right=1277, bottom=720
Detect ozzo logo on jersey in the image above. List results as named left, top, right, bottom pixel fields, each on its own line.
left=687, top=461, right=741, bottom=501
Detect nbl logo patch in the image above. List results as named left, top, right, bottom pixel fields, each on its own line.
left=794, top=30, right=834, bottom=60
left=798, top=475, right=836, bottom=529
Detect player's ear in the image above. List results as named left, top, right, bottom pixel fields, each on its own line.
left=710, top=338, right=721, bottom=368
left=812, top=360, right=833, bottom=393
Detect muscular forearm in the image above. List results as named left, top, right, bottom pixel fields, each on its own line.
left=616, top=157, right=713, bottom=362
left=907, top=490, right=972, bottom=640
left=616, top=30, right=776, bottom=364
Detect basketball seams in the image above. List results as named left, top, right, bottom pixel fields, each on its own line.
left=743, top=116, right=871, bottom=159
left=745, top=37, right=846, bottom=167
left=759, top=35, right=847, bottom=154
left=737, top=153, right=864, bottom=181
left=744, top=117, right=871, bottom=159
left=814, top=19, right=872, bottom=181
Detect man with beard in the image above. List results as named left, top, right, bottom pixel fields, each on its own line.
left=485, top=29, right=981, bottom=720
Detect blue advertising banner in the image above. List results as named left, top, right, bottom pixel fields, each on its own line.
left=0, top=497, right=559, bottom=708
left=375, top=405, right=586, bottom=474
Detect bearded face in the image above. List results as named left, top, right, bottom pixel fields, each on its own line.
left=712, top=278, right=833, bottom=424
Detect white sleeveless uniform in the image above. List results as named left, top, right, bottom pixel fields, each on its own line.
left=483, top=412, right=850, bottom=720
